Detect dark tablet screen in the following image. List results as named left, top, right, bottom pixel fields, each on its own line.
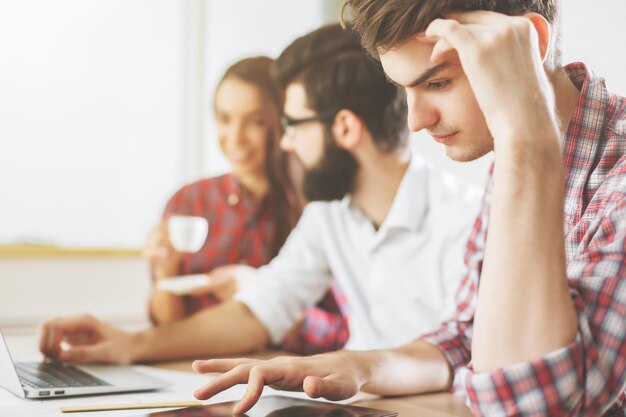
left=142, top=395, right=397, bottom=417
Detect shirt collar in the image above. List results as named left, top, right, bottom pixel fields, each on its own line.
left=223, top=173, right=270, bottom=216
left=562, top=62, right=609, bottom=152
left=562, top=62, right=611, bottom=220
left=342, top=154, right=429, bottom=233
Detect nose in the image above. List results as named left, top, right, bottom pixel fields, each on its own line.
left=406, top=89, right=439, bottom=132
left=224, top=122, right=247, bottom=149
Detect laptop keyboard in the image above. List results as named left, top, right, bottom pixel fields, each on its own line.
left=16, top=362, right=110, bottom=389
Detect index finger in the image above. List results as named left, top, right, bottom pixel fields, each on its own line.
left=444, top=10, right=510, bottom=25
left=193, top=358, right=259, bottom=374
left=193, top=364, right=254, bottom=400
left=234, top=365, right=301, bottom=414
left=39, top=322, right=62, bottom=360
left=39, top=315, right=98, bottom=356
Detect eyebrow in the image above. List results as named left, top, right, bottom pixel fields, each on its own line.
left=389, top=63, right=450, bottom=88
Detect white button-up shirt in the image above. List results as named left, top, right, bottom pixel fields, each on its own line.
left=236, top=155, right=482, bottom=350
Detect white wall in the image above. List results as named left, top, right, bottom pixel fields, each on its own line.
left=0, top=0, right=185, bottom=249
left=0, top=255, right=151, bottom=330
left=560, top=0, right=626, bottom=94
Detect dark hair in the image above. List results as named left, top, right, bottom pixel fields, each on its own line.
left=342, top=0, right=561, bottom=66
left=217, top=56, right=300, bottom=257
left=273, top=23, right=408, bottom=153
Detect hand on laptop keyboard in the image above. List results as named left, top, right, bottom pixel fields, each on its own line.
left=39, top=315, right=137, bottom=364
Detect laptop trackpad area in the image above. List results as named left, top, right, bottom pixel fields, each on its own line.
left=77, top=365, right=168, bottom=389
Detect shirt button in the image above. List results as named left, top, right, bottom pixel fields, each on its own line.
left=227, top=194, right=239, bottom=206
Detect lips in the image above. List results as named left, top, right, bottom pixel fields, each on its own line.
left=230, top=153, right=253, bottom=164
left=431, top=131, right=458, bottom=145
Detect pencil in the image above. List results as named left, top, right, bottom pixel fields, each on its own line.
left=60, top=400, right=203, bottom=413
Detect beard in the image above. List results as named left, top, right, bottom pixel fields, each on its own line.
left=302, top=129, right=358, bottom=202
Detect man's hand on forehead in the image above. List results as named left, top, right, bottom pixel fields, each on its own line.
left=416, top=10, right=558, bottom=149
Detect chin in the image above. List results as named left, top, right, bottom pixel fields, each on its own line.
left=232, top=164, right=259, bottom=178
left=445, top=145, right=490, bottom=162
left=232, top=157, right=261, bottom=170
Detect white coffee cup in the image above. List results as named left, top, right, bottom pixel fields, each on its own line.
left=167, top=215, right=209, bottom=253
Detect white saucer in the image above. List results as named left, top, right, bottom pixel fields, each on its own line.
left=157, top=274, right=210, bottom=295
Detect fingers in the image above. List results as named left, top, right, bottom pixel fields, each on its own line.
left=143, top=222, right=174, bottom=260
left=444, top=10, right=520, bottom=26
left=193, top=355, right=356, bottom=413
left=425, top=19, right=496, bottom=70
left=193, top=358, right=258, bottom=374
left=234, top=366, right=267, bottom=414
left=39, top=324, right=62, bottom=360
left=39, top=315, right=98, bottom=360
left=59, top=344, right=107, bottom=364
left=426, top=18, right=477, bottom=49
left=430, top=38, right=457, bottom=64
left=303, top=374, right=358, bottom=401
left=235, top=363, right=306, bottom=413
left=193, top=358, right=310, bottom=413
left=193, top=364, right=253, bottom=400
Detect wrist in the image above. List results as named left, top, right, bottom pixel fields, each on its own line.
left=492, top=103, right=561, bottom=158
left=354, top=350, right=386, bottom=389
left=496, top=135, right=563, bottom=176
left=129, top=329, right=153, bottom=362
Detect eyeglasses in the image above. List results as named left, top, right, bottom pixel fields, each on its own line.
left=280, top=110, right=338, bottom=138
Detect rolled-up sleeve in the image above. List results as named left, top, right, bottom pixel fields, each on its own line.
left=421, top=315, right=474, bottom=393
left=421, top=165, right=626, bottom=415
left=235, top=203, right=333, bottom=345
left=460, top=309, right=606, bottom=415
left=432, top=198, right=626, bottom=416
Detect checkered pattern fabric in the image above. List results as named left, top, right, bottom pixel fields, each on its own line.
left=422, top=63, right=626, bottom=416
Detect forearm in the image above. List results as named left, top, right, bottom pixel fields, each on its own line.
left=149, top=290, right=186, bottom=324
left=130, top=300, right=269, bottom=362
left=473, top=138, right=578, bottom=371
left=359, top=340, right=452, bottom=396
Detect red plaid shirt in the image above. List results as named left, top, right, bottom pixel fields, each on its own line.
left=421, top=63, right=626, bottom=416
left=153, top=173, right=349, bottom=354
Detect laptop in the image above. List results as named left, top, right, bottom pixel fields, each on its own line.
left=0, top=329, right=169, bottom=399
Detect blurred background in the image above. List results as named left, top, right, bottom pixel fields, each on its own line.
left=1, top=0, right=625, bottom=332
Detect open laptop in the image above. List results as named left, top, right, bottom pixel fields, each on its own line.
left=0, top=329, right=169, bottom=399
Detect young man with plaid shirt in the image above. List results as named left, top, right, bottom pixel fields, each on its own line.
left=190, top=1, right=626, bottom=415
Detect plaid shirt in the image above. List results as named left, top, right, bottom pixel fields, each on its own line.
left=153, top=173, right=349, bottom=354
left=422, top=63, right=626, bottom=416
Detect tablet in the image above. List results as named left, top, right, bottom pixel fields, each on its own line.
left=140, top=395, right=397, bottom=417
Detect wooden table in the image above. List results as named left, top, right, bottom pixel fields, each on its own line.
left=154, top=354, right=475, bottom=417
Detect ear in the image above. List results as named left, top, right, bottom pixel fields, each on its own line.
left=524, top=12, right=551, bottom=63
left=331, top=109, right=363, bottom=150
